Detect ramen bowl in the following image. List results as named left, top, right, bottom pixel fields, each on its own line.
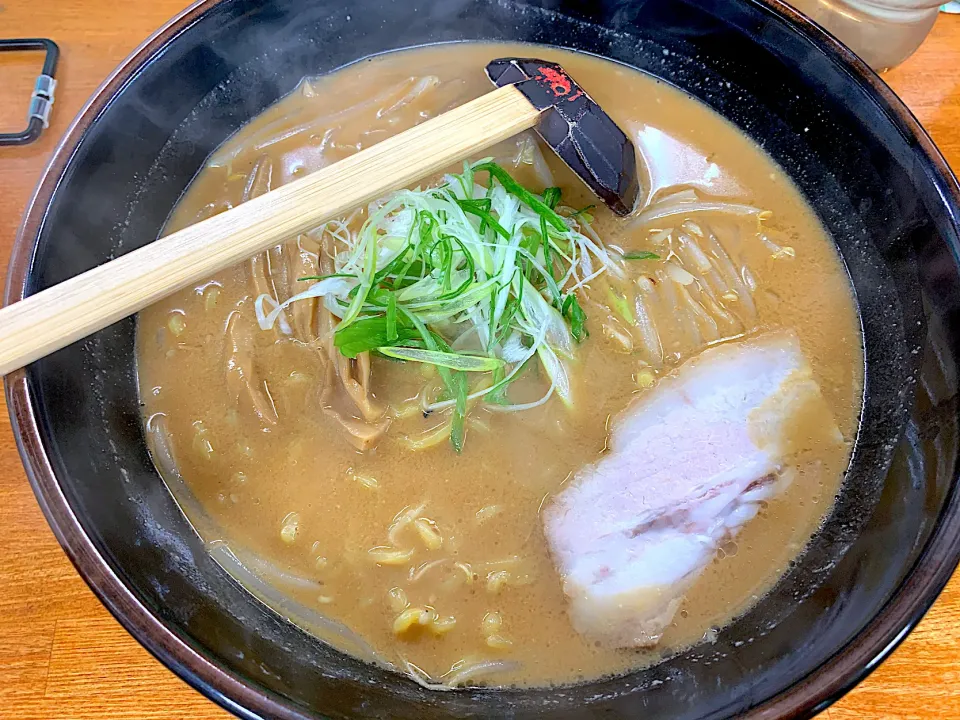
left=7, top=0, right=960, bottom=718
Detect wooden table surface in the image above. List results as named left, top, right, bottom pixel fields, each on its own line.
left=0, top=2, right=958, bottom=718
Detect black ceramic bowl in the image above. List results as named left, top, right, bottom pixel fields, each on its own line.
left=7, top=0, right=960, bottom=718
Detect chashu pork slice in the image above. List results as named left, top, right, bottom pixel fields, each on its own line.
left=543, top=330, right=844, bottom=648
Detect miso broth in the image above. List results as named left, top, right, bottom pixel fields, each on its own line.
left=137, top=43, right=862, bottom=688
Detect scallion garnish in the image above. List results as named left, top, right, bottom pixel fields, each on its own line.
left=257, top=160, right=624, bottom=452
left=385, top=293, right=398, bottom=343
left=562, top=294, right=589, bottom=343
left=377, top=347, right=504, bottom=372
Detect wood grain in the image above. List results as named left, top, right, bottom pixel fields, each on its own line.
left=0, top=82, right=538, bottom=375
left=0, top=2, right=957, bottom=718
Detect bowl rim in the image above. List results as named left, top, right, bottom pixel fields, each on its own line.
left=6, top=1, right=960, bottom=718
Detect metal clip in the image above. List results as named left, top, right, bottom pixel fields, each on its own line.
left=0, top=39, right=60, bottom=146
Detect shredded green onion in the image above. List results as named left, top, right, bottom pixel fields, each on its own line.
left=377, top=347, right=504, bottom=372
left=607, top=287, right=636, bottom=325
left=256, top=160, right=622, bottom=452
